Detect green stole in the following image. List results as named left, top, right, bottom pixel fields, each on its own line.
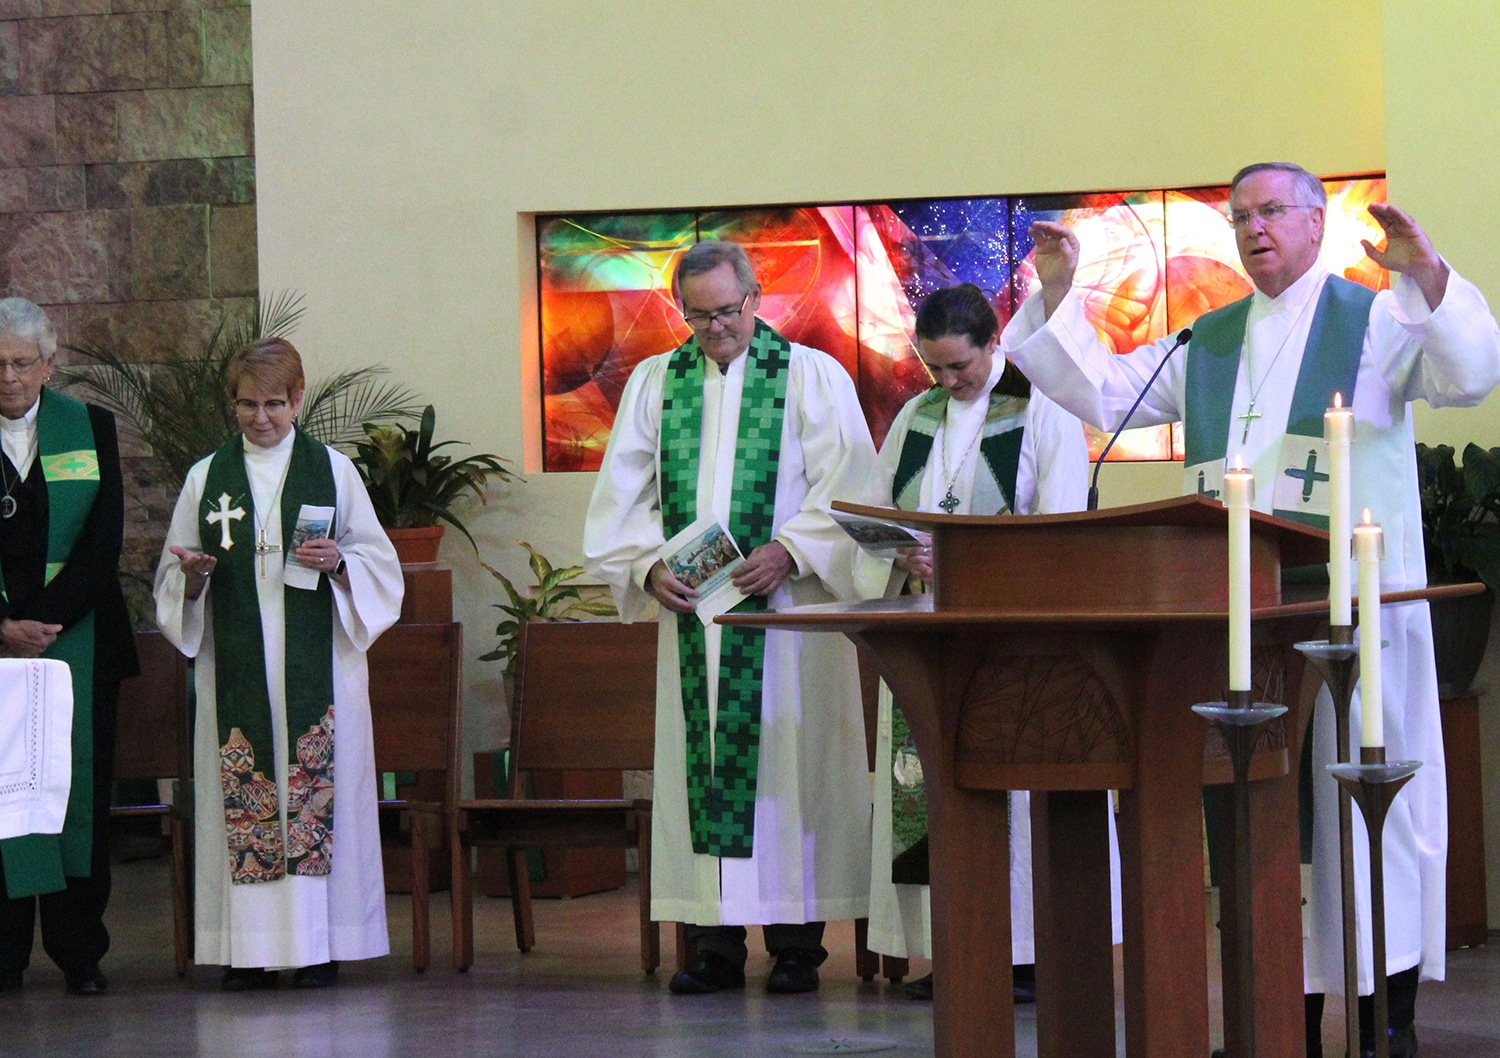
left=659, top=320, right=790, bottom=858
left=888, top=386, right=1028, bottom=885
left=201, top=428, right=337, bottom=884
left=1182, top=276, right=1373, bottom=529
left=0, top=390, right=100, bottom=899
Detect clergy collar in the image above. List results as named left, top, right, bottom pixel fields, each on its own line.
left=1251, top=260, right=1329, bottom=315
left=0, top=396, right=40, bottom=435
left=241, top=427, right=297, bottom=458
left=946, top=351, right=1008, bottom=415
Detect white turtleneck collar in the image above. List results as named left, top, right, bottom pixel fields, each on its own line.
left=1, top=396, right=41, bottom=479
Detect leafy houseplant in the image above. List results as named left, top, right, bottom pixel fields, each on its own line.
left=479, top=542, right=618, bottom=676
left=353, top=405, right=517, bottom=554
left=58, top=293, right=421, bottom=486
left=1415, top=441, right=1500, bottom=696
left=1417, top=442, right=1500, bottom=589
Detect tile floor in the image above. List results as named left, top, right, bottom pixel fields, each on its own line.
left=4, top=853, right=1498, bottom=1057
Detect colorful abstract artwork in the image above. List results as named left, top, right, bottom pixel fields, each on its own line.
left=537, top=176, right=1387, bottom=472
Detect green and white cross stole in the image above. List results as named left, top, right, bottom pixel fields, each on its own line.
left=1182, top=277, right=1374, bottom=528
left=659, top=320, right=790, bottom=858
left=889, top=385, right=1028, bottom=515
left=886, top=386, right=1028, bottom=885
left=0, top=389, right=100, bottom=899
left=201, top=429, right=337, bottom=884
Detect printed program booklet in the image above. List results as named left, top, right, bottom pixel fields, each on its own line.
left=660, top=517, right=747, bottom=625
left=831, top=510, right=931, bottom=553
left=284, top=504, right=335, bottom=591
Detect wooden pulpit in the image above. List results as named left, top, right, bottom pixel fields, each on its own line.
left=723, top=494, right=1336, bottom=1058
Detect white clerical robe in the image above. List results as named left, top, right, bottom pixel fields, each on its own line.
left=154, top=432, right=404, bottom=969
left=583, top=340, right=876, bottom=926
left=1001, top=261, right=1500, bottom=992
left=860, top=362, right=1123, bottom=960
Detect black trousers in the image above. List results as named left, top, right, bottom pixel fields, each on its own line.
left=0, top=680, right=117, bottom=977
left=686, top=922, right=827, bottom=968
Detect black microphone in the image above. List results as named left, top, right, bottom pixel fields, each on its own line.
left=1086, top=327, right=1192, bottom=511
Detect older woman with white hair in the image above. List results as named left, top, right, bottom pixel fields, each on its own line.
left=0, top=297, right=136, bottom=996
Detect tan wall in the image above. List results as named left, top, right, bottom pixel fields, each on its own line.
left=251, top=0, right=1393, bottom=753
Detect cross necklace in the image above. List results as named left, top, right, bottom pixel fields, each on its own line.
left=250, top=448, right=294, bottom=578
left=936, top=414, right=985, bottom=514
left=1238, top=285, right=1318, bottom=444
left=0, top=431, right=35, bottom=520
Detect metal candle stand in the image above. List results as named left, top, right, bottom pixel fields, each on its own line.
left=1301, top=628, right=1420, bottom=1058
left=1297, top=627, right=1361, bottom=1058
left=1193, top=689, right=1288, bottom=1058
left=1329, top=749, right=1422, bottom=1058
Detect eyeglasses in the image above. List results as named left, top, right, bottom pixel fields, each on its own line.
left=1227, top=202, right=1314, bottom=229
left=682, top=292, right=751, bottom=330
left=234, top=398, right=291, bottom=416
left=0, top=356, right=43, bottom=376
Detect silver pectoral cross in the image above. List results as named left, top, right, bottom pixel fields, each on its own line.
left=1238, top=400, right=1262, bottom=444
left=206, top=492, right=245, bottom=549
left=254, top=528, right=281, bottom=579
left=937, top=490, right=961, bottom=514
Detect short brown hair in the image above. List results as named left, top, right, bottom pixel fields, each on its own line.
left=226, top=337, right=306, bottom=401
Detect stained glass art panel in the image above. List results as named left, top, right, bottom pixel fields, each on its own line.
left=536, top=175, right=1387, bottom=472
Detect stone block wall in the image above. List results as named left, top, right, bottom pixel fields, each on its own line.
left=0, top=0, right=256, bottom=623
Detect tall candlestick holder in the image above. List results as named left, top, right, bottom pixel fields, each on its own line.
left=1194, top=689, right=1288, bottom=1058
left=1329, top=747, right=1421, bottom=1058
left=1297, top=625, right=1360, bottom=1058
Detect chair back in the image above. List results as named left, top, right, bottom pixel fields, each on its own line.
left=508, top=620, right=657, bottom=792
left=368, top=622, right=464, bottom=801
left=114, top=630, right=191, bottom=784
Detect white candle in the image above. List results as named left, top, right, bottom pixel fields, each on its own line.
left=1325, top=394, right=1354, bottom=628
left=1224, top=461, right=1254, bottom=693
left=1354, top=510, right=1384, bottom=747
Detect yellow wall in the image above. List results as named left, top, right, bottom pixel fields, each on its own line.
left=1384, top=0, right=1500, bottom=925
left=252, top=0, right=1404, bottom=751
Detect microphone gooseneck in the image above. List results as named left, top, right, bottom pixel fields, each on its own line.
left=1086, top=327, right=1193, bottom=511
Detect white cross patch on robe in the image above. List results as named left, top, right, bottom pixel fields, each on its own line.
left=1271, top=434, right=1331, bottom=519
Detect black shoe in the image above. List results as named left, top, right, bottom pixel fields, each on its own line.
left=64, top=964, right=108, bottom=996
left=904, top=972, right=933, bottom=1001
left=0, top=970, right=21, bottom=994
left=669, top=950, right=746, bottom=995
left=766, top=948, right=821, bottom=995
left=1012, top=963, right=1036, bottom=1005
left=1361, top=1024, right=1419, bottom=1058
left=293, top=961, right=339, bottom=989
left=221, top=967, right=280, bottom=992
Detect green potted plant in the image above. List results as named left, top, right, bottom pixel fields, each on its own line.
left=478, top=541, right=618, bottom=676
left=1416, top=441, right=1500, bottom=696
left=58, top=293, right=421, bottom=486
left=353, top=405, right=517, bottom=564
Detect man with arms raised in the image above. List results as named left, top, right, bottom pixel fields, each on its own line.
left=585, top=240, right=875, bottom=996
left=1001, top=163, right=1500, bottom=1057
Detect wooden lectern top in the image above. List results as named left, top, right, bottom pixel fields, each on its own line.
left=830, top=493, right=1328, bottom=615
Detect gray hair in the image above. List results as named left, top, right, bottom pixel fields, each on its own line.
left=674, top=240, right=759, bottom=299
left=1229, top=162, right=1328, bottom=210
left=0, top=298, right=57, bottom=360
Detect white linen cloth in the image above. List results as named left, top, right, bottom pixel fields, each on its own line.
left=0, top=658, right=73, bottom=840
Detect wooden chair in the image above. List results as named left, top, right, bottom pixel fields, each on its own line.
left=367, top=621, right=463, bottom=972
left=452, top=619, right=658, bottom=973
left=111, top=630, right=192, bottom=976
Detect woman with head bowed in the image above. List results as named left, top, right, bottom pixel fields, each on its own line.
left=154, top=337, right=403, bottom=991
left=857, top=284, right=1118, bottom=1001
left=0, top=297, right=136, bottom=996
